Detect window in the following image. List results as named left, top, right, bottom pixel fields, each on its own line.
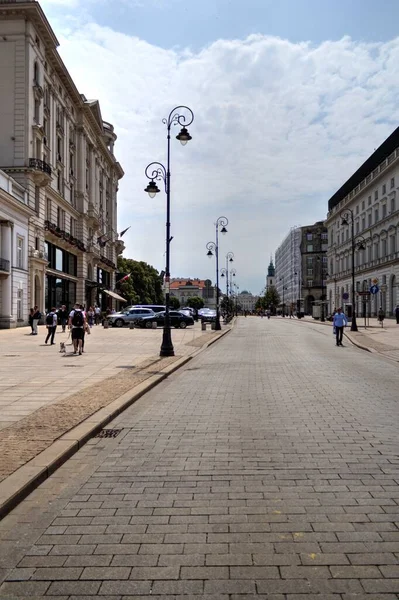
left=322, top=256, right=327, bottom=264
left=307, top=280, right=313, bottom=287
left=391, top=177, right=395, bottom=189
left=346, top=229, right=349, bottom=241
left=17, top=289, right=23, bottom=321
left=321, top=232, right=328, bottom=240
left=69, top=152, right=74, bottom=177
left=34, top=99, right=40, bottom=124
left=33, top=61, right=39, bottom=85
left=57, top=171, right=61, bottom=192
left=362, top=217, right=365, bottom=230
left=57, top=137, right=62, bottom=162
left=390, top=235, right=396, bottom=254
left=307, top=244, right=313, bottom=252
left=391, top=197, right=396, bottom=213
left=382, top=204, right=387, bottom=218
left=306, top=233, right=313, bottom=241
left=70, top=217, right=76, bottom=236
left=374, top=190, right=378, bottom=201
left=16, top=237, right=24, bottom=269
left=356, top=221, right=359, bottom=234
left=307, top=256, right=313, bottom=264
left=368, top=213, right=372, bottom=227
left=381, top=239, right=387, bottom=257
left=374, top=242, right=379, bottom=260
left=55, top=248, right=63, bottom=271
left=374, top=208, right=379, bottom=223
left=368, top=246, right=372, bottom=262
left=382, top=184, right=386, bottom=195
left=46, top=198, right=52, bottom=221
left=337, top=233, right=340, bottom=244
left=368, top=195, right=372, bottom=206
left=362, top=200, right=365, bottom=210
left=35, top=186, right=40, bottom=213
left=356, top=205, right=359, bottom=214
left=307, top=268, right=313, bottom=276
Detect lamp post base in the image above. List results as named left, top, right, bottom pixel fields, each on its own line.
left=160, top=327, right=175, bottom=357
left=215, top=318, right=222, bottom=331
left=350, top=316, right=358, bottom=332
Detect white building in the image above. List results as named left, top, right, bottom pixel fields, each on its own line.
left=326, top=127, right=399, bottom=317
left=0, top=0, right=124, bottom=316
left=275, top=226, right=301, bottom=313
left=0, top=170, right=33, bottom=328
left=237, top=291, right=258, bottom=312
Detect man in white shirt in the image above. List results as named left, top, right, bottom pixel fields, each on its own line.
left=68, top=303, right=86, bottom=355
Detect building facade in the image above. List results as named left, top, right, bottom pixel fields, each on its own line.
left=0, top=0, right=124, bottom=318
left=237, top=291, right=258, bottom=312
left=326, top=127, right=399, bottom=317
left=170, top=278, right=217, bottom=309
left=300, top=221, right=328, bottom=315
left=275, top=226, right=301, bottom=314
left=0, top=170, right=33, bottom=328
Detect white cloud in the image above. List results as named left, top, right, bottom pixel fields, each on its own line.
left=47, top=17, right=399, bottom=293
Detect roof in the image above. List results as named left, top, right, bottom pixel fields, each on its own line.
left=328, top=126, right=399, bottom=211
left=170, top=278, right=207, bottom=290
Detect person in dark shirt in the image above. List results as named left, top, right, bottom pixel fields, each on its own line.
left=58, top=305, right=69, bottom=333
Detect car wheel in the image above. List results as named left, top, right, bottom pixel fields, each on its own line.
left=114, top=319, right=125, bottom=327
left=145, top=321, right=153, bottom=328
left=179, top=321, right=187, bottom=329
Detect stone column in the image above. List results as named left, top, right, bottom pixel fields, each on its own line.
left=0, top=221, right=13, bottom=327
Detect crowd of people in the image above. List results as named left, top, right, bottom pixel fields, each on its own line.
left=28, top=304, right=104, bottom=355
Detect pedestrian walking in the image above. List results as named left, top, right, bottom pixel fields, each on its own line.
left=28, top=308, right=34, bottom=334
left=32, top=306, right=41, bottom=335
left=378, top=307, right=385, bottom=327
left=332, top=307, right=348, bottom=346
left=68, top=303, right=86, bottom=355
left=395, top=304, right=399, bottom=325
left=58, top=305, right=69, bottom=333
left=94, top=305, right=101, bottom=325
left=87, top=306, right=94, bottom=328
left=45, top=307, right=57, bottom=345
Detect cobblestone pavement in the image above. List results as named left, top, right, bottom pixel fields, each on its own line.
left=0, top=316, right=399, bottom=598
left=0, top=323, right=209, bottom=432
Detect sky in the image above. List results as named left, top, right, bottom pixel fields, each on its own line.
left=40, top=0, right=399, bottom=295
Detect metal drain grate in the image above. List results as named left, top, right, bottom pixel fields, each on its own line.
left=95, top=428, right=122, bottom=439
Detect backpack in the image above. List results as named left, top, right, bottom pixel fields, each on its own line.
left=46, top=312, right=54, bottom=325
left=72, top=310, right=84, bottom=327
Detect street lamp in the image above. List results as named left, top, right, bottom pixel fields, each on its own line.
left=206, top=216, right=228, bottom=330
left=341, top=209, right=367, bottom=332
left=316, top=256, right=326, bottom=322
left=220, top=252, right=234, bottom=296
left=144, top=105, right=194, bottom=356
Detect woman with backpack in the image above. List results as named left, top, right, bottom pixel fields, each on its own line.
left=45, top=307, right=58, bottom=345
left=68, top=303, right=86, bottom=355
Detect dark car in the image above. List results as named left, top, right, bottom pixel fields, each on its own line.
left=138, top=310, right=194, bottom=329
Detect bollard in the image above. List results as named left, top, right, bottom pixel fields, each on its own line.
left=103, top=320, right=109, bottom=329
left=201, top=322, right=206, bottom=331
left=152, top=322, right=157, bottom=329
left=129, top=322, right=135, bottom=329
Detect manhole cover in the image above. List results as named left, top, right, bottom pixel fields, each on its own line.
left=95, top=429, right=122, bottom=439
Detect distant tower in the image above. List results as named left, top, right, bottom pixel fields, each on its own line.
left=266, top=256, right=275, bottom=291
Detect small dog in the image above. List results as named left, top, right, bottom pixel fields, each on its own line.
left=59, top=341, right=66, bottom=354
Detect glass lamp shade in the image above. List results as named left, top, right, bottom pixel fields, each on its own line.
left=221, top=226, right=227, bottom=235
left=221, top=272, right=225, bottom=278
left=176, top=127, right=192, bottom=145
left=207, top=250, right=213, bottom=258
left=144, top=180, right=160, bottom=198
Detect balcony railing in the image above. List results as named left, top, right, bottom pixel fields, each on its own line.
left=29, top=158, right=52, bottom=176
left=0, top=258, right=10, bottom=273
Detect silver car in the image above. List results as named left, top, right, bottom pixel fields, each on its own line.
left=108, top=308, right=155, bottom=327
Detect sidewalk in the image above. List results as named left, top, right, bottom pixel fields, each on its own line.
left=298, top=315, right=399, bottom=361
left=0, top=322, right=231, bottom=516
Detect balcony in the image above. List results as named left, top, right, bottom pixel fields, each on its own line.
left=29, top=248, right=48, bottom=262
left=0, top=257, right=10, bottom=276
left=87, top=203, right=100, bottom=227
left=29, top=158, right=52, bottom=186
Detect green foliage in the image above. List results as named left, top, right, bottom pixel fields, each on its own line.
left=221, top=296, right=234, bottom=314
left=256, top=286, right=280, bottom=312
left=169, top=296, right=181, bottom=309
left=117, top=257, right=164, bottom=305
left=186, top=296, right=204, bottom=310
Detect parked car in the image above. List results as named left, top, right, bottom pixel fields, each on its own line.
left=138, top=310, right=195, bottom=329
left=108, top=308, right=155, bottom=327
left=131, top=304, right=166, bottom=314
left=198, top=308, right=217, bottom=322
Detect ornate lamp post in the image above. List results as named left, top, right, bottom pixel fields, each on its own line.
left=341, top=209, right=367, bottom=332
left=220, top=252, right=234, bottom=296
left=144, top=106, right=194, bottom=356
left=206, top=216, right=228, bottom=331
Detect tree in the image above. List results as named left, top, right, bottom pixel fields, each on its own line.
left=221, top=296, right=234, bottom=314
left=169, top=296, right=180, bottom=309
left=264, top=286, right=280, bottom=314
left=186, top=296, right=204, bottom=311
left=117, top=257, right=164, bottom=305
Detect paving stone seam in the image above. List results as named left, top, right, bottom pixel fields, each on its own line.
left=0, top=327, right=232, bottom=521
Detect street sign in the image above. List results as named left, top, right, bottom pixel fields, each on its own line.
left=372, top=278, right=379, bottom=285
left=342, top=292, right=349, bottom=300
left=370, top=285, right=379, bottom=295
left=358, top=291, right=371, bottom=296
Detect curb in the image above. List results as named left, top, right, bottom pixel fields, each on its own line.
left=0, top=327, right=231, bottom=519
left=294, top=317, right=374, bottom=353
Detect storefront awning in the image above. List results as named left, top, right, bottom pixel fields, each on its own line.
left=103, top=290, right=126, bottom=302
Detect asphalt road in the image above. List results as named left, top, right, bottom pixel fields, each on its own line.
left=0, top=316, right=398, bottom=598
